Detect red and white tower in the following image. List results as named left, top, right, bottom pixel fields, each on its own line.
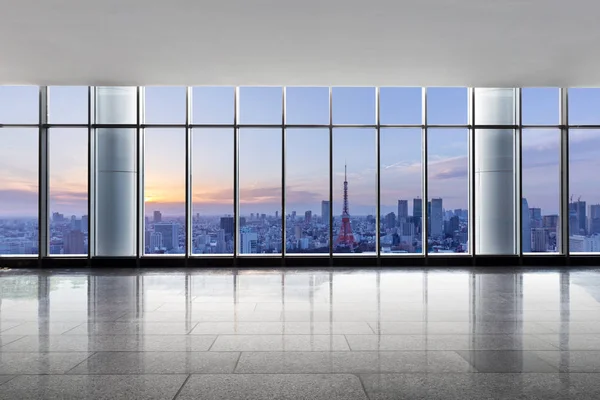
left=336, top=163, right=356, bottom=248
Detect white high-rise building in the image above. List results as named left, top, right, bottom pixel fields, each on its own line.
left=241, top=232, right=258, bottom=254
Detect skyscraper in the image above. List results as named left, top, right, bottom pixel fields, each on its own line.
left=220, top=216, right=234, bottom=235
left=154, top=223, right=177, bottom=251
left=413, top=198, right=422, bottom=233
left=321, top=200, right=330, bottom=224
left=241, top=232, right=258, bottom=254
left=589, top=204, right=600, bottom=235
left=522, top=198, right=531, bottom=252
left=64, top=230, right=85, bottom=254
left=304, top=210, right=312, bottom=224
left=384, top=212, right=397, bottom=230
left=430, top=198, right=443, bottom=237
left=153, top=210, right=162, bottom=223
left=529, top=208, right=542, bottom=228
left=532, top=228, right=548, bottom=252
left=397, top=200, right=408, bottom=220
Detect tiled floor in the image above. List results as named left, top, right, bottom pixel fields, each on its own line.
left=0, top=267, right=600, bottom=399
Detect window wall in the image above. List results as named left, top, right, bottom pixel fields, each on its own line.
left=568, top=89, right=600, bottom=253
left=426, top=88, right=469, bottom=254
left=1, top=85, right=598, bottom=260
left=0, top=86, right=39, bottom=256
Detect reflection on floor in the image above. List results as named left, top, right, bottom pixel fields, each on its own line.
left=1, top=267, right=600, bottom=399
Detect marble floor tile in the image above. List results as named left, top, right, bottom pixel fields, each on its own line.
left=345, top=334, right=559, bottom=351
left=210, top=334, right=350, bottom=351
left=235, top=351, right=473, bottom=374
left=0, top=375, right=188, bottom=400
left=360, top=373, right=577, bottom=400
left=67, top=351, right=239, bottom=374
left=455, top=350, right=559, bottom=372
left=190, top=321, right=374, bottom=335
left=64, top=322, right=198, bottom=335
left=176, top=374, right=368, bottom=400
left=0, top=334, right=217, bottom=352
left=0, top=352, right=93, bottom=374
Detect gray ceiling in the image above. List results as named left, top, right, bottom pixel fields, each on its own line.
left=0, top=0, right=598, bottom=86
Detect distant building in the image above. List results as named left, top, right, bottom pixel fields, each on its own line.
left=445, top=215, right=460, bottom=236
left=241, top=232, right=258, bottom=254
left=588, top=204, right=600, bottom=235
left=154, top=223, right=178, bottom=251
left=522, top=198, right=531, bottom=252
left=429, top=198, right=443, bottom=237
left=384, top=212, right=396, bottom=230
left=81, top=215, right=89, bottom=234
left=153, top=210, right=162, bottom=223
left=413, top=198, right=422, bottom=233
left=531, top=228, right=548, bottom=252
left=529, top=208, right=542, bottom=228
left=321, top=200, right=330, bottom=224
left=64, top=230, right=85, bottom=254
left=397, top=200, right=408, bottom=220
left=304, top=210, right=312, bottom=224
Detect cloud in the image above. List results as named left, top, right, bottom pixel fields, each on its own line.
left=428, top=156, right=468, bottom=180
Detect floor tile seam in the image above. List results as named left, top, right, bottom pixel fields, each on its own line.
left=63, top=351, right=97, bottom=375
left=527, top=333, right=563, bottom=350
left=185, top=321, right=200, bottom=334
left=170, top=374, right=192, bottom=400
left=206, top=335, right=219, bottom=351
left=0, top=375, right=18, bottom=387
left=343, top=334, right=354, bottom=351
left=0, top=322, right=27, bottom=333
left=110, top=310, right=136, bottom=322
left=59, top=322, right=86, bottom=335
left=0, top=335, right=27, bottom=348
left=232, top=352, right=243, bottom=373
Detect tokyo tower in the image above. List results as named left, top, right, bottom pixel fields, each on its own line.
left=336, top=163, right=356, bottom=248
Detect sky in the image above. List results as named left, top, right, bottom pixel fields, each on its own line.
left=1, top=86, right=599, bottom=218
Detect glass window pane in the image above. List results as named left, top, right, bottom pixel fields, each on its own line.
left=522, top=129, right=560, bottom=253
left=380, top=128, right=422, bottom=254
left=144, top=87, right=186, bottom=124
left=192, top=128, right=234, bottom=255
left=522, top=88, right=559, bottom=125
left=332, top=87, right=375, bottom=125
left=0, top=128, right=38, bottom=255
left=426, top=87, right=468, bottom=125
left=285, top=129, right=329, bottom=254
left=0, top=86, right=39, bottom=124
left=569, top=88, right=600, bottom=125
left=49, top=128, right=88, bottom=255
left=192, top=87, right=234, bottom=125
left=285, top=87, right=329, bottom=125
left=569, top=129, right=600, bottom=253
left=239, top=129, right=282, bottom=254
left=379, top=87, right=422, bottom=125
left=144, top=129, right=186, bottom=254
left=333, top=128, right=376, bottom=254
left=49, top=86, right=88, bottom=124
left=239, top=87, right=282, bottom=125
left=427, top=128, right=469, bottom=253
